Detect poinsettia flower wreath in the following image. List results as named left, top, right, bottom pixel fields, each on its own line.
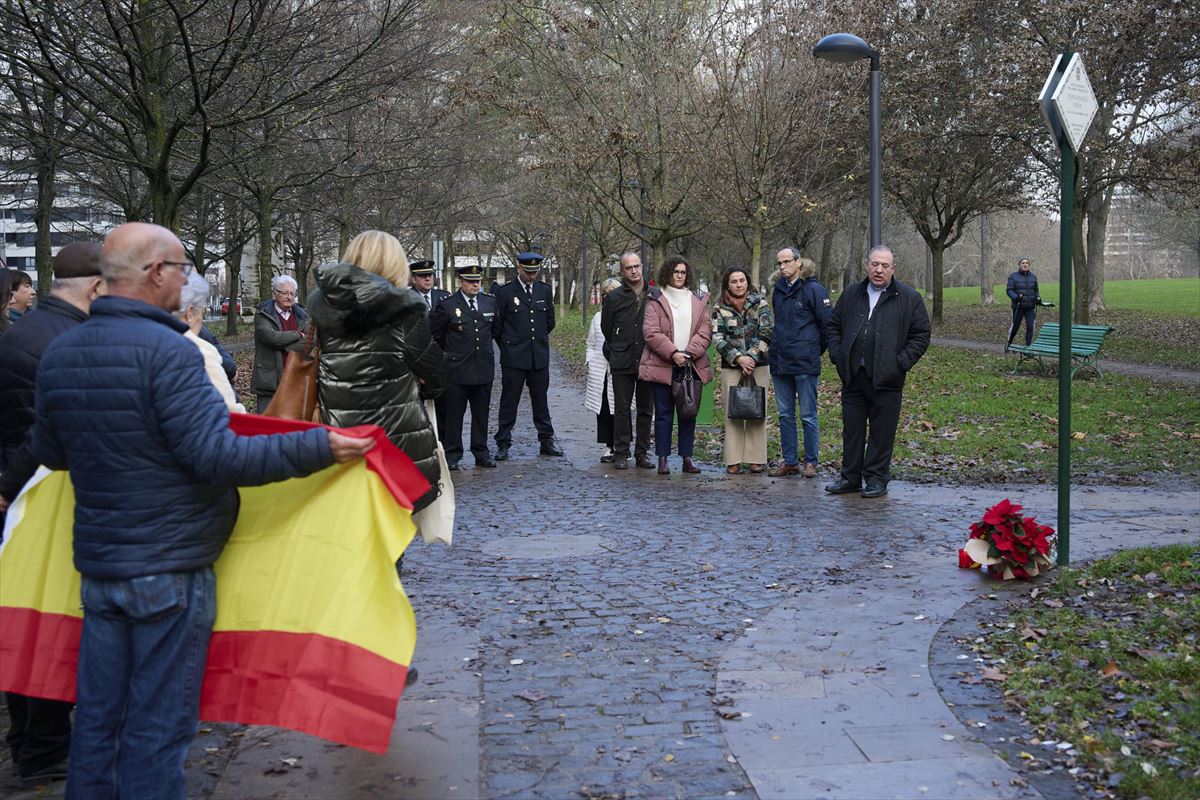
left=959, top=498, right=1056, bottom=580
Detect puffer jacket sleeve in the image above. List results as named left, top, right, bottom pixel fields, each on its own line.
left=710, top=306, right=740, bottom=365
left=154, top=340, right=332, bottom=485
left=399, top=312, right=445, bottom=401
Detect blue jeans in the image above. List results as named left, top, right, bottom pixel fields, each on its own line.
left=773, top=373, right=819, bottom=465
left=652, top=381, right=696, bottom=457
left=67, top=568, right=217, bottom=800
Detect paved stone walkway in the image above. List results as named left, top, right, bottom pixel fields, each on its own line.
left=3, top=351, right=1195, bottom=800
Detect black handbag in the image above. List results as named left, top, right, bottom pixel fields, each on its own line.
left=726, top=373, right=765, bottom=420
left=671, top=361, right=702, bottom=420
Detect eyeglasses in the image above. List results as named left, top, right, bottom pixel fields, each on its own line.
left=273, top=290, right=297, bottom=298
left=143, top=260, right=194, bottom=276
left=624, top=262, right=643, bottom=270
left=672, top=269, right=688, bottom=275
left=776, top=257, right=796, bottom=267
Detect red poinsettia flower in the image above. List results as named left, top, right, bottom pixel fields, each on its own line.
left=958, top=549, right=978, bottom=569
left=982, top=499, right=1023, bottom=527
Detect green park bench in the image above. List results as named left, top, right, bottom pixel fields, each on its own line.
left=1009, top=322, right=1115, bottom=378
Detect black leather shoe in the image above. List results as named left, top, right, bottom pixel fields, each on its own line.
left=824, top=478, right=860, bottom=494
left=613, top=457, right=628, bottom=470
left=635, top=455, right=656, bottom=469
left=861, top=481, right=888, bottom=498
left=446, top=460, right=460, bottom=471
left=540, top=439, right=564, bottom=456
left=495, top=447, right=509, bottom=461
left=475, top=454, right=497, bottom=468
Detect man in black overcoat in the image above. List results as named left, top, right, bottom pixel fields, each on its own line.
left=825, top=245, right=931, bottom=498
left=492, top=252, right=563, bottom=459
left=430, top=265, right=499, bottom=469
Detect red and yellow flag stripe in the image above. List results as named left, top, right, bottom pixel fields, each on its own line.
left=0, top=414, right=429, bottom=754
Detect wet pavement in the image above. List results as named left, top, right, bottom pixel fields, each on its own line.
left=2, top=350, right=1196, bottom=799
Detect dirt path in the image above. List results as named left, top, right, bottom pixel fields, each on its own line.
left=932, top=336, right=1200, bottom=385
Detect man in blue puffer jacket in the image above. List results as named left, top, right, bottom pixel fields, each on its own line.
left=768, top=249, right=832, bottom=479
left=31, top=222, right=376, bottom=800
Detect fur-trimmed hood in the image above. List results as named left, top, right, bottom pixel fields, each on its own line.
left=307, top=261, right=425, bottom=337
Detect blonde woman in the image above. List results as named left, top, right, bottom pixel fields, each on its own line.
left=584, top=277, right=622, bottom=461
left=306, top=230, right=446, bottom=511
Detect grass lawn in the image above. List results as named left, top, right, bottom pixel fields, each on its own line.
left=551, top=310, right=1200, bottom=484
left=978, top=544, right=1199, bottom=800
left=944, top=278, right=1200, bottom=317
left=937, top=279, right=1200, bottom=370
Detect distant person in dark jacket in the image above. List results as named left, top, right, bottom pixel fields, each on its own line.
left=600, top=251, right=656, bottom=470
left=1005, top=257, right=1040, bottom=348
left=0, top=267, right=11, bottom=333
left=825, top=245, right=930, bottom=499
left=6, top=269, right=35, bottom=322
left=31, top=222, right=375, bottom=799
left=308, top=230, right=446, bottom=511
left=0, top=242, right=104, bottom=788
left=252, top=274, right=308, bottom=411
left=768, top=250, right=831, bottom=479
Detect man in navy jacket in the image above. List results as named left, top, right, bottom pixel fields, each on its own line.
left=768, top=249, right=832, bottom=479
left=1005, top=257, right=1040, bottom=348
left=31, top=222, right=375, bottom=799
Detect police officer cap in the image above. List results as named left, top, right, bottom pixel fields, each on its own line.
left=456, top=264, right=484, bottom=281
left=52, top=241, right=103, bottom=279
left=410, top=260, right=436, bottom=276
left=516, top=251, right=545, bottom=270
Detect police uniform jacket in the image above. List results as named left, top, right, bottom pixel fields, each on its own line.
left=415, top=287, right=451, bottom=317
left=431, top=291, right=499, bottom=385
left=494, top=279, right=555, bottom=371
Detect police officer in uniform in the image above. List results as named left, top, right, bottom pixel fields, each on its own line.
left=492, top=251, right=563, bottom=459
left=430, top=265, right=499, bottom=469
left=410, top=260, right=450, bottom=315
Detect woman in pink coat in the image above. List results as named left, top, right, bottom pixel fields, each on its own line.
left=638, top=255, right=713, bottom=474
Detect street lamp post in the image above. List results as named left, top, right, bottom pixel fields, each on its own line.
left=813, top=32, right=882, bottom=249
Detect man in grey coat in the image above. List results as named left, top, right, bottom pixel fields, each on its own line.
left=825, top=245, right=931, bottom=498
left=252, top=274, right=308, bottom=411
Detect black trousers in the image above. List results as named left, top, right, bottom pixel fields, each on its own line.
left=5, top=692, right=72, bottom=776
left=596, top=388, right=614, bottom=446
left=1008, top=306, right=1036, bottom=346
left=610, top=372, right=653, bottom=459
left=443, top=382, right=492, bottom=462
left=495, top=365, right=554, bottom=448
left=839, top=369, right=904, bottom=487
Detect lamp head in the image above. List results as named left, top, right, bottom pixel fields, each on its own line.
left=813, top=33, right=878, bottom=65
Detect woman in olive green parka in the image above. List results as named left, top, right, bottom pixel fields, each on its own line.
left=307, top=231, right=445, bottom=511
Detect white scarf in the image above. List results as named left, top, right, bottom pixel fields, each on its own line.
left=663, top=286, right=692, bottom=353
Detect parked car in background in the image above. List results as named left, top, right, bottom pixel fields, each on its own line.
left=220, top=297, right=243, bottom=315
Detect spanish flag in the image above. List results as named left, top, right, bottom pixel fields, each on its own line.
left=0, top=414, right=428, bottom=754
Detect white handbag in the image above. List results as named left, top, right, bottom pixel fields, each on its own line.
left=411, top=400, right=455, bottom=545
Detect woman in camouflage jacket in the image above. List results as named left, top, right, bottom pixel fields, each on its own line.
left=711, top=267, right=773, bottom=474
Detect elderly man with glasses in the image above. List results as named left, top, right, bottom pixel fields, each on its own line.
left=252, top=274, right=309, bottom=411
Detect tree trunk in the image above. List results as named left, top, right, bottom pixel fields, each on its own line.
left=930, top=241, right=944, bottom=325
left=34, top=159, right=56, bottom=298
left=979, top=212, right=995, bottom=305
left=192, top=191, right=210, bottom=277
left=1085, top=187, right=1112, bottom=313
left=748, top=213, right=765, bottom=292
left=1072, top=208, right=1088, bottom=324
left=843, top=199, right=865, bottom=292
left=924, top=243, right=933, bottom=299
left=338, top=218, right=351, bottom=258
left=295, top=221, right=315, bottom=305
left=255, top=191, right=274, bottom=301
left=818, top=229, right=834, bottom=288
left=226, top=240, right=244, bottom=337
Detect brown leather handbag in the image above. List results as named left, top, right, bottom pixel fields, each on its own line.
left=262, top=325, right=320, bottom=422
